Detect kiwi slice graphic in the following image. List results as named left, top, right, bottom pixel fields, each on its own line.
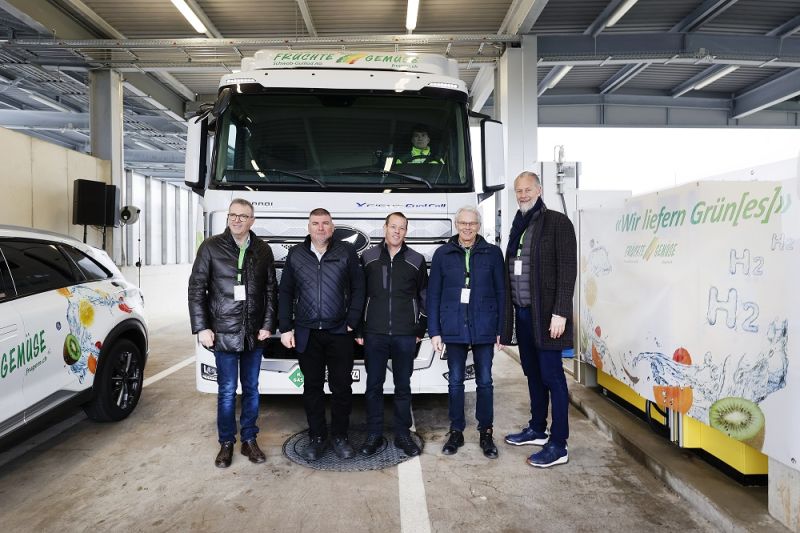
left=709, top=397, right=765, bottom=450
left=63, top=333, right=81, bottom=365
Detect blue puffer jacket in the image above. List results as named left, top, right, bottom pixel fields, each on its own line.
left=428, top=234, right=505, bottom=345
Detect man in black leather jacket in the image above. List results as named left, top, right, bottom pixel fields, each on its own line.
left=188, top=198, right=277, bottom=468
left=279, top=208, right=365, bottom=461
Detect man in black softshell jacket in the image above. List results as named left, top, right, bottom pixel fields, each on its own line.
left=278, top=208, right=365, bottom=461
left=188, top=198, right=277, bottom=468
left=356, top=212, right=428, bottom=458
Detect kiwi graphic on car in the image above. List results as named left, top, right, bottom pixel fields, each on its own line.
left=708, top=396, right=765, bottom=450
left=63, top=333, right=81, bottom=365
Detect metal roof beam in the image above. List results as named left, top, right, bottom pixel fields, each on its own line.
left=498, top=0, right=549, bottom=35
left=599, top=62, right=650, bottom=94
left=0, top=109, right=186, bottom=130
left=766, top=15, right=800, bottom=38
left=670, top=0, right=739, bottom=33
left=469, top=65, right=495, bottom=112
left=124, top=149, right=185, bottom=164
left=538, top=32, right=800, bottom=62
left=585, top=0, right=630, bottom=37
left=732, top=69, right=800, bottom=118
left=295, top=0, right=317, bottom=37
left=539, top=93, right=733, bottom=110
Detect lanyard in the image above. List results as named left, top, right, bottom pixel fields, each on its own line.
left=516, top=229, right=527, bottom=257
left=464, top=247, right=471, bottom=287
left=236, top=244, right=247, bottom=284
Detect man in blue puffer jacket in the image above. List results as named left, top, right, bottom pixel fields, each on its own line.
left=428, top=206, right=505, bottom=459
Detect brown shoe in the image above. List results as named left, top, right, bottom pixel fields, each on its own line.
left=241, top=439, right=266, bottom=463
left=215, top=442, right=234, bottom=468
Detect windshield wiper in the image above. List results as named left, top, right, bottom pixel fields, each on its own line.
left=338, top=169, right=433, bottom=189
left=222, top=169, right=326, bottom=188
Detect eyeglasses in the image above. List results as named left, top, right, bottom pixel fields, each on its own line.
left=456, top=221, right=479, bottom=227
left=227, top=213, right=252, bottom=222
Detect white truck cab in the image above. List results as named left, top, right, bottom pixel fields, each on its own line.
left=185, top=50, right=506, bottom=394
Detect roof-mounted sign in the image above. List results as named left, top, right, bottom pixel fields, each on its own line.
left=241, top=50, right=458, bottom=78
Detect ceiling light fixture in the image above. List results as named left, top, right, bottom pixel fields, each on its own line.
left=606, top=0, right=638, bottom=27
left=170, top=0, right=207, bottom=34
left=547, top=65, right=573, bottom=89
left=406, top=0, right=420, bottom=32
left=693, top=65, right=739, bottom=90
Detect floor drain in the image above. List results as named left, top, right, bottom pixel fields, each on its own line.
left=283, top=426, right=424, bottom=471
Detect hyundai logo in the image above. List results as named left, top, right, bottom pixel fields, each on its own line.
left=333, top=226, right=370, bottom=253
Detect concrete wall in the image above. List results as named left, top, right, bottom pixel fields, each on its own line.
left=0, top=126, right=110, bottom=248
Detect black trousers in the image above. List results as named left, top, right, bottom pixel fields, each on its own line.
left=298, top=329, right=354, bottom=439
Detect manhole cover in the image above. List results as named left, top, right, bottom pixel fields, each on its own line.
left=283, top=426, right=425, bottom=471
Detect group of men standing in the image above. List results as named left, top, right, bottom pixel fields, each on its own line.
left=188, top=171, right=576, bottom=470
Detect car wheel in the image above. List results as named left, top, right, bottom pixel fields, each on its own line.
left=83, top=338, right=144, bottom=422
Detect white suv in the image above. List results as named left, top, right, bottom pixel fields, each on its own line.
left=0, top=226, right=148, bottom=442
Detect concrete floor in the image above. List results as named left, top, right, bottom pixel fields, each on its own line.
left=0, top=318, right=720, bottom=533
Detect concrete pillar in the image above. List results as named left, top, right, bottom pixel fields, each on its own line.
left=495, top=35, right=538, bottom=252
left=769, top=458, right=800, bottom=531
left=89, top=69, right=124, bottom=263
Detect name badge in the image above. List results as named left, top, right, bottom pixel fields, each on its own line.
left=234, top=284, right=246, bottom=301
left=460, top=288, right=471, bottom=304
left=513, top=259, right=522, bottom=276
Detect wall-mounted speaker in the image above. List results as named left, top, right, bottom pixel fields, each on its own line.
left=72, top=180, right=120, bottom=227
left=72, top=179, right=107, bottom=226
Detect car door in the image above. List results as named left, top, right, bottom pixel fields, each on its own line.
left=1, top=240, right=81, bottom=416
left=0, top=247, right=25, bottom=437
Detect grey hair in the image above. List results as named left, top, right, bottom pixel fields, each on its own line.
left=230, top=198, right=254, bottom=215
left=454, top=205, right=481, bottom=226
left=514, top=171, right=542, bottom=188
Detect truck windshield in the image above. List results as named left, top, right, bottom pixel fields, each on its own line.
left=211, top=91, right=471, bottom=192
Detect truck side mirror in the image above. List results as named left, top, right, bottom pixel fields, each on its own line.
left=185, top=116, right=211, bottom=190
left=481, top=119, right=505, bottom=191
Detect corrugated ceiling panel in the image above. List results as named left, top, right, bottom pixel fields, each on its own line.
left=82, top=1, right=201, bottom=38
left=700, top=0, right=800, bottom=34
left=416, top=0, right=512, bottom=33
left=309, top=0, right=406, bottom=34
left=199, top=0, right=305, bottom=37
left=623, top=64, right=709, bottom=90
left=604, top=0, right=700, bottom=33
left=531, top=0, right=610, bottom=34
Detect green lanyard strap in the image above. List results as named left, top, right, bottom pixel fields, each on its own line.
left=516, top=229, right=526, bottom=258
left=236, top=244, right=247, bottom=284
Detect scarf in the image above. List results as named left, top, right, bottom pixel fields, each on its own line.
left=506, top=197, right=543, bottom=258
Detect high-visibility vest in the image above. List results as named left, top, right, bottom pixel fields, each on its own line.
left=396, top=146, right=444, bottom=165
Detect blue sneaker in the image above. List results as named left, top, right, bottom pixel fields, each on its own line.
left=504, top=426, right=549, bottom=446
left=527, top=444, right=568, bottom=468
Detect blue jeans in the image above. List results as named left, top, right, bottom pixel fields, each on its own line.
left=364, top=333, right=416, bottom=436
left=446, top=343, right=494, bottom=432
left=515, top=306, right=569, bottom=449
left=215, top=349, right=263, bottom=444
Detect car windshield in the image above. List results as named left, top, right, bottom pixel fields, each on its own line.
left=211, top=91, right=471, bottom=192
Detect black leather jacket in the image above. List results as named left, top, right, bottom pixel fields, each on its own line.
left=278, top=237, right=365, bottom=333
left=359, top=242, right=428, bottom=337
left=188, top=228, right=278, bottom=352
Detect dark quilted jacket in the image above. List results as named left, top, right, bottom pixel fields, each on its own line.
left=501, top=205, right=577, bottom=350
left=278, top=237, right=365, bottom=333
left=188, top=228, right=278, bottom=352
